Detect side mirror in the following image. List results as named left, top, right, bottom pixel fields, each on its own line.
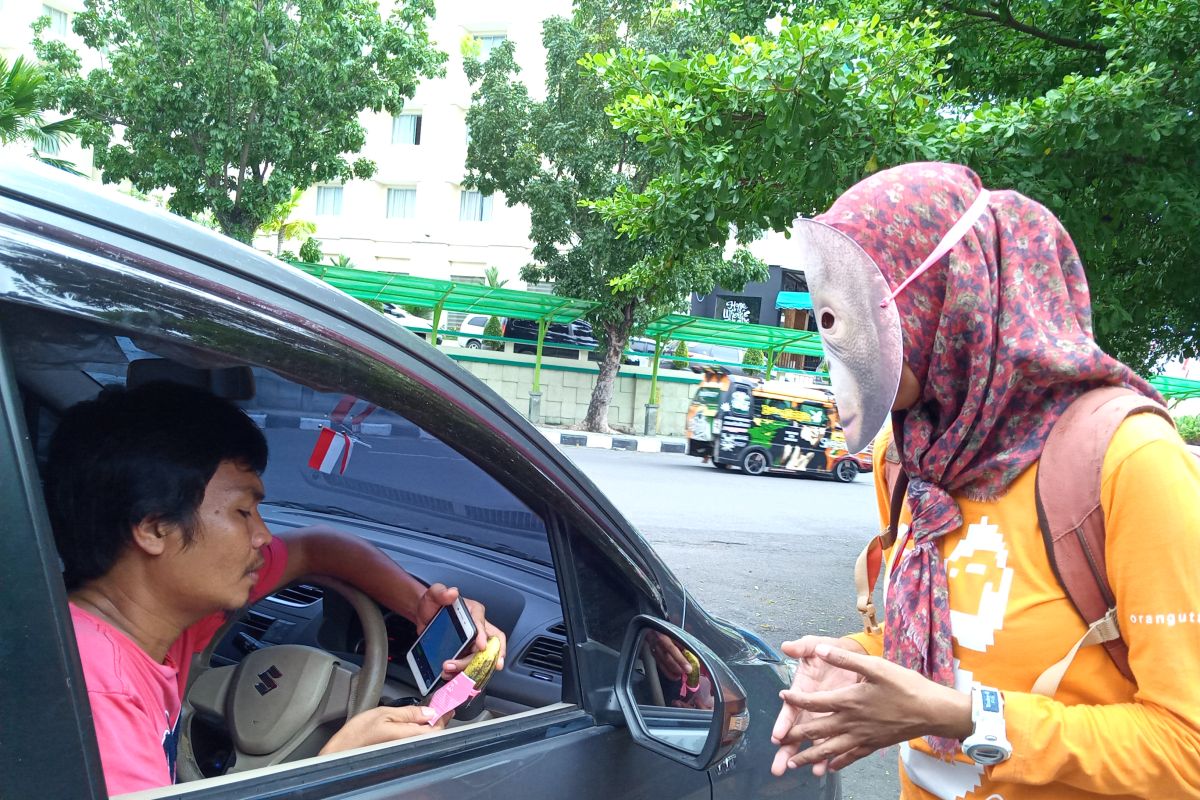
left=615, top=615, right=748, bottom=770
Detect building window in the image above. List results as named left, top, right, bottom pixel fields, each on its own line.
left=315, top=186, right=343, bottom=216
left=385, top=188, right=416, bottom=219
left=392, top=113, right=422, bottom=145
left=42, top=4, right=68, bottom=36
left=476, top=34, right=507, bottom=60
left=526, top=281, right=554, bottom=294
left=458, top=190, right=493, bottom=222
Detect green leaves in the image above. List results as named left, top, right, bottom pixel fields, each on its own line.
left=464, top=2, right=777, bottom=429
left=35, top=0, right=445, bottom=242
left=585, top=0, right=1200, bottom=371
left=583, top=14, right=954, bottom=253
left=0, top=54, right=81, bottom=171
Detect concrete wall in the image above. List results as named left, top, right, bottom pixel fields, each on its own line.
left=440, top=345, right=701, bottom=435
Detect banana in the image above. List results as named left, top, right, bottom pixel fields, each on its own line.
left=463, top=636, right=502, bottom=691
left=682, top=648, right=701, bottom=690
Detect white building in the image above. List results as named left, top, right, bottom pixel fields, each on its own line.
left=4, top=0, right=571, bottom=291
left=270, top=0, right=570, bottom=290
left=1, top=0, right=99, bottom=174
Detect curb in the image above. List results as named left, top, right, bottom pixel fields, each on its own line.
left=538, top=427, right=687, bottom=454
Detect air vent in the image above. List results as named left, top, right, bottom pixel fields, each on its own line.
left=520, top=636, right=565, bottom=674
left=242, top=610, right=275, bottom=638
left=547, top=622, right=567, bottom=637
left=269, top=583, right=325, bottom=607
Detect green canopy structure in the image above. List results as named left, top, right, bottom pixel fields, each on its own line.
left=290, top=261, right=598, bottom=392
left=1151, top=375, right=1200, bottom=401
left=640, top=313, right=825, bottom=404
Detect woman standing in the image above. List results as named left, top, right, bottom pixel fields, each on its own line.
left=770, top=162, right=1200, bottom=799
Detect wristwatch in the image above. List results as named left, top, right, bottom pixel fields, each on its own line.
left=962, top=683, right=1012, bottom=765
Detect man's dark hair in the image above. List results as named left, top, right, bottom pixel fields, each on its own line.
left=46, top=380, right=268, bottom=589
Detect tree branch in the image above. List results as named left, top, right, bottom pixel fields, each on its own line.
left=949, top=2, right=1105, bottom=53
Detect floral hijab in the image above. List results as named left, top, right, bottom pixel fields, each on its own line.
left=816, top=163, right=1158, bottom=749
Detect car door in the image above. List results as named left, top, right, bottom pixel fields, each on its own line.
left=0, top=323, right=109, bottom=798
left=0, top=185, right=716, bottom=799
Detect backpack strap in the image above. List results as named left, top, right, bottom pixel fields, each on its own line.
left=1032, top=386, right=1173, bottom=694
left=855, top=466, right=909, bottom=634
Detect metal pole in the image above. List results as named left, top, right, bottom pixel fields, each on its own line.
left=644, top=335, right=665, bottom=436
left=533, top=318, right=548, bottom=394
left=430, top=299, right=446, bottom=346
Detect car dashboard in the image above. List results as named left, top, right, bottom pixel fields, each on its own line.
left=210, top=507, right=569, bottom=716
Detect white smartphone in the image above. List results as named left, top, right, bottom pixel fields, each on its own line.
left=405, top=597, right=478, bottom=696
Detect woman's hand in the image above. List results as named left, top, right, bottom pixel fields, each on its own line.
left=320, top=705, right=450, bottom=755
left=415, top=583, right=507, bottom=675
left=771, top=636, right=869, bottom=777
left=771, top=642, right=972, bottom=776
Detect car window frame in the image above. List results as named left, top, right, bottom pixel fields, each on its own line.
left=0, top=200, right=674, bottom=797
left=0, top=321, right=108, bottom=798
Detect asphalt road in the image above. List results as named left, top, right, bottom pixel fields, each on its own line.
left=559, top=446, right=901, bottom=800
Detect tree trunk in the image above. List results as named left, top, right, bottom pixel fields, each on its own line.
left=217, top=208, right=259, bottom=244
left=582, top=306, right=634, bottom=433
left=276, top=228, right=285, bottom=256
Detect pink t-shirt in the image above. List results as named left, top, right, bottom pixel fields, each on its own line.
left=71, top=537, right=288, bottom=796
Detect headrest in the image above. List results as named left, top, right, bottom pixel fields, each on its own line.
left=126, top=359, right=255, bottom=400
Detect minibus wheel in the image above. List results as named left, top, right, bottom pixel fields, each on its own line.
left=834, top=458, right=860, bottom=483
left=741, top=448, right=770, bottom=475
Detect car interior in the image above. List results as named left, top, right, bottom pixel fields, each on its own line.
left=7, top=305, right=576, bottom=782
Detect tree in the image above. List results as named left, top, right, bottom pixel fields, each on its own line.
left=742, top=347, right=766, bottom=377
left=671, top=339, right=690, bottom=369
left=587, top=1, right=1200, bottom=372
left=481, top=266, right=507, bottom=351
left=585, top=14, right=954, bottom=250
left=298, top=236, right=323, bottom=263
left=34, top=0, right=445, bottom=243
left=464, top=0, right=771, bottom=433
left=258, top=189, right=316, bottom=257
left=0, top=54, right=80, bottom=173
left=891, top=0, right=1200, bottom=371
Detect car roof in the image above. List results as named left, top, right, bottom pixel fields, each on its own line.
left=0, top=156, right=374, bottom=328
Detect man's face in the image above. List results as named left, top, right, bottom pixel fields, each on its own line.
left=161, top=460, right=271, bottom=614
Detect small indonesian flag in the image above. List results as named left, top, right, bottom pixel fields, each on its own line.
left=308, top=427, right=354, bottom=475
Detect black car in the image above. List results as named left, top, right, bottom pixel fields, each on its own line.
left=0, top=158, right=838, bottom=800
left=502, top=317, right=599, bottom=358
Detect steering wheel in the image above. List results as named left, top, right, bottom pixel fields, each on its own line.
left=176, top=576, right=387, bottom=780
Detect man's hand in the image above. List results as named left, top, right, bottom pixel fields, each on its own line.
left=647, top=631, right=694, bottom=681
left=415, top=583, right=507, bottom=676
left=770, top=642, right=972, bottom=776
left=319, top=705, right=450, bottom=755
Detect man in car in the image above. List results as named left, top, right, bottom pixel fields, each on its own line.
left=45, top=381, right=507, bottom=796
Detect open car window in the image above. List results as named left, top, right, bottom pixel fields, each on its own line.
left=6, top=303, right=579, bottom=795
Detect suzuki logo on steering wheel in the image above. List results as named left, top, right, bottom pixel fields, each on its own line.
left=254, top=665, right=283, bottom=695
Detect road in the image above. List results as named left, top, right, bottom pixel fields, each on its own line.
left=559, top=446, right=900, bottom=800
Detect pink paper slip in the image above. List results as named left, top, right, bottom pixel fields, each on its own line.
left=426, top=673, right=479, bottom=724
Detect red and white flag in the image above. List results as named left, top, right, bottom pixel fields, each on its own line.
left=308, top=427, right=354, bottom=475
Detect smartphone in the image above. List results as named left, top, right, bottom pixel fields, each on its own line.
left=406, top=597, right=478, bottom=696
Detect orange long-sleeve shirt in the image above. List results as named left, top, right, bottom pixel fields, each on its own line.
left=849, top=414, right=1200, bottom=799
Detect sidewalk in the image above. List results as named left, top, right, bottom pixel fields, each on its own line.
left=536, top=426, right=687, bottom=454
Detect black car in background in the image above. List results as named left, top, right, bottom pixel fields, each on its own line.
left=503, top=317, right=599, bottom=358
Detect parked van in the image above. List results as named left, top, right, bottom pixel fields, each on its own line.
left=685, top=370, right=870, bottom=482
